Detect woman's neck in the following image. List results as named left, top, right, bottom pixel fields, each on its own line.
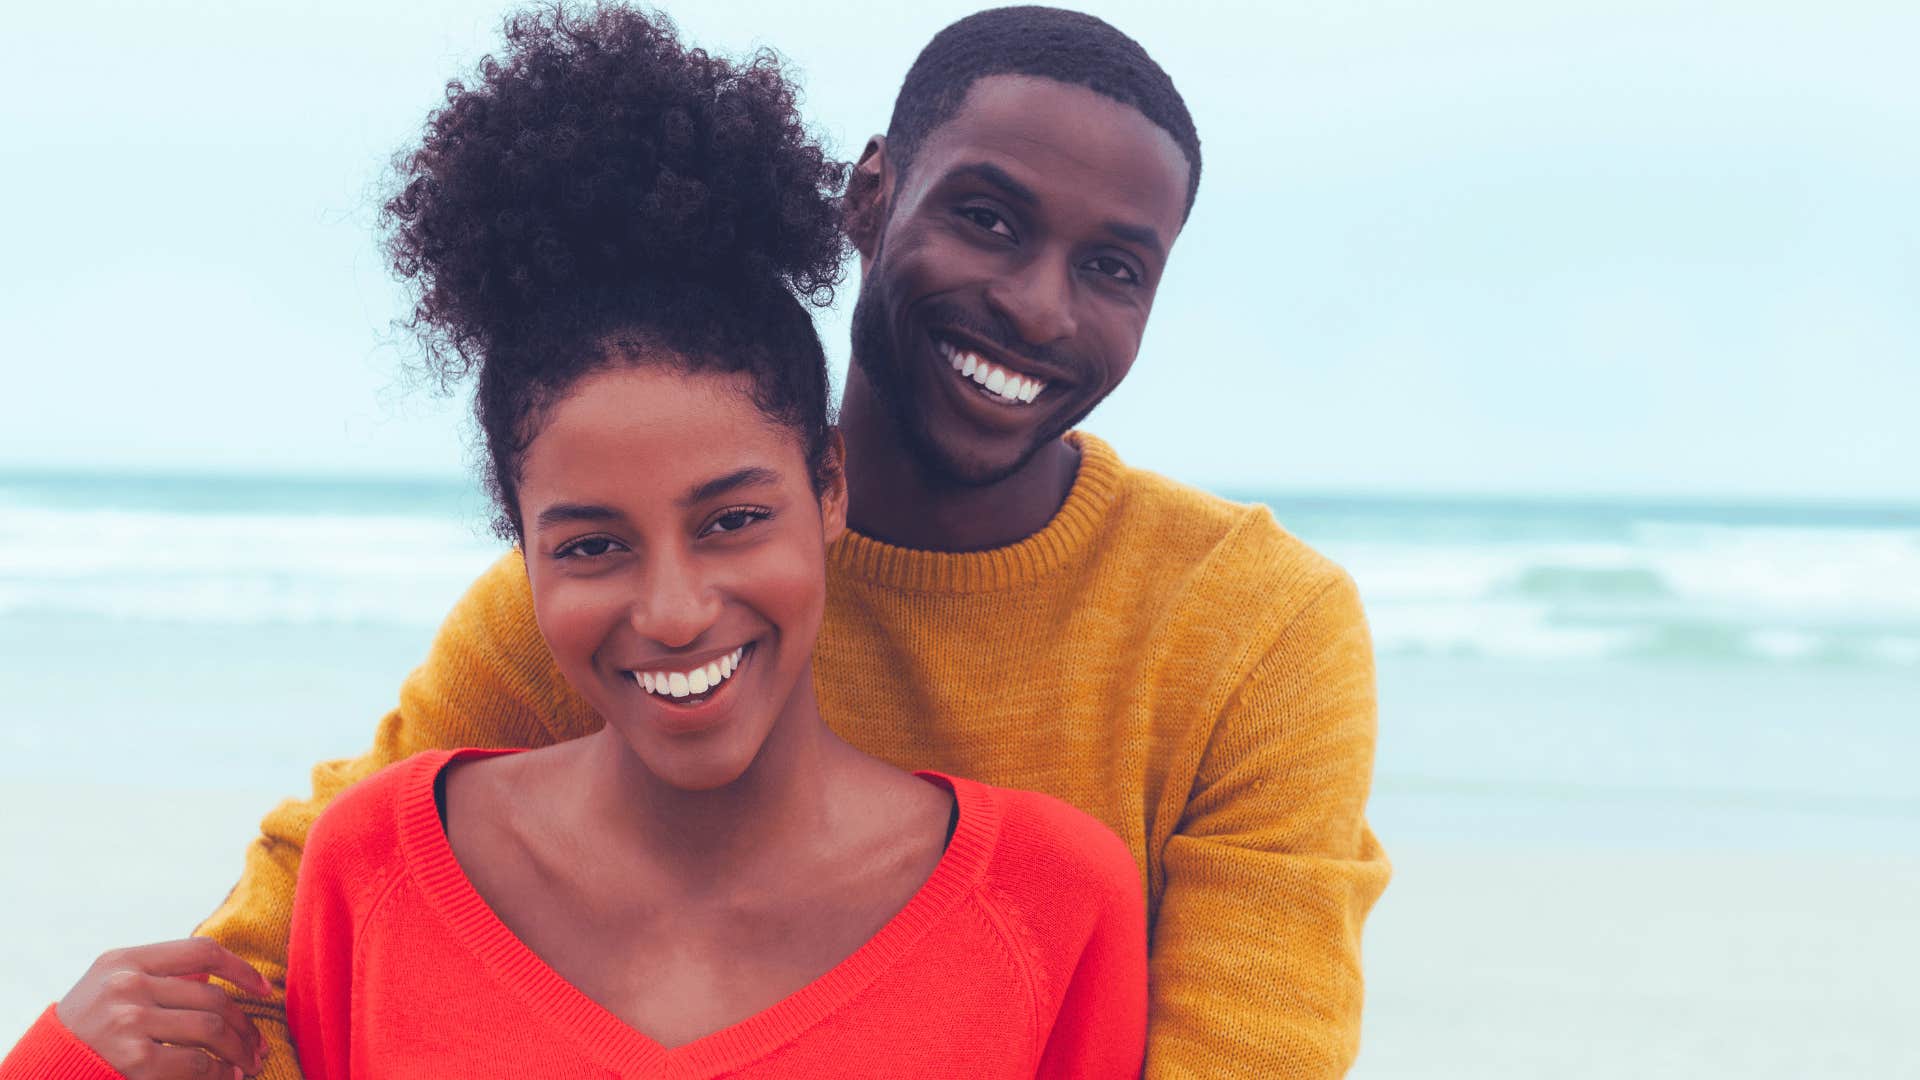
left=581, top=672, right=849, bottom=891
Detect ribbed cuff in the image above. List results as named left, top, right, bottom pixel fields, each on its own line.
left=0, top=1006, right=123, bottom=1080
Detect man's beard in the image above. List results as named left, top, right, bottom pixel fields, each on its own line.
left=849, top=275, right=1077, bottom=492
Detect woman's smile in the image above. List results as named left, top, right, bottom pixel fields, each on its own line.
left=620, top=642, right=758, bottom=735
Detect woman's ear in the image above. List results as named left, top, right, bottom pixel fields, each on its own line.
left=818, top=427, right=849, bottom=544
left=843, top=136, right=892, bottom=268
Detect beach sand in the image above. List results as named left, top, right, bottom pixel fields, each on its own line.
left=1355, top=848, right=1920, bottom=1077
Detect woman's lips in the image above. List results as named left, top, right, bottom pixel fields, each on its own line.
left=625, top=643, right=751, bottom=705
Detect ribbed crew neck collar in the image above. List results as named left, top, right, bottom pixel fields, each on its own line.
left=826, top=432, right=1123, bottom=593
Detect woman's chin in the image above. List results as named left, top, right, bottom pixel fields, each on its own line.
left=610, top=724, right=766, bottom=793
left=648, top=752, right=758, bottom=793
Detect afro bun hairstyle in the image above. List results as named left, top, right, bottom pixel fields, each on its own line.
left=382, top=2, right=849, bottom=538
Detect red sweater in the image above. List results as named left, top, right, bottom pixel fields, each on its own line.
left=281, top=750, right=1145, bottom=1079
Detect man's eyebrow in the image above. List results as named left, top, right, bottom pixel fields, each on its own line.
left=947, top=161, right=1037, bottom=207
left=1103, top=220, right=1165, bottom=260
left=682, top=466, right=782, bottom=507
left=533, top=502, right=620, bottom=530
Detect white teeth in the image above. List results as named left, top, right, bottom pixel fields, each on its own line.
left=941, top=342, right=1047, bottom=405
left=631, top=646, right=750, bottom=700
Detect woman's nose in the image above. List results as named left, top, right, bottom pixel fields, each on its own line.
left=627, top=553, right=721, bottom=648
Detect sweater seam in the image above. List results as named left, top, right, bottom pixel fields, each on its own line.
left=965, top=883, right=1047, bottom=1067
left=349, top=861, right=406, bottom=974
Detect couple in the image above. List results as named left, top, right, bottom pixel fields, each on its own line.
left=4, top=3, right=1388, bottom=1077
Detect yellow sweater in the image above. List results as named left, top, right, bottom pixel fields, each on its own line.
left=200, top=432, right=1389, bottom=1078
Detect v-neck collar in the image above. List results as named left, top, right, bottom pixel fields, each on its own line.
left=391, top=749, right=1000, bottom=1078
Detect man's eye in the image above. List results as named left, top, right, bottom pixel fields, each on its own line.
left=556, top=536, right=621, bottom=559
left=1087, top=256, right=1140, bottom=284
left=959, top=206, right=1015, bottom=239
left=705, top=508, right=771, bottom=536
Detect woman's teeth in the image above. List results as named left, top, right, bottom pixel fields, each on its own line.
left=937, top=341, right=1046, bottom=405
left=631, top=646, right=747, bottom=699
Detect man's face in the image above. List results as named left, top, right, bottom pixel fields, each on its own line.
left=850, top=75, right=1190, bottom=487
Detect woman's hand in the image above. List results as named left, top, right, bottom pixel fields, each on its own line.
left=56, top=938, right=272, bottom=1079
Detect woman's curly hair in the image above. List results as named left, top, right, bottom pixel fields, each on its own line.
left=382, top=2, right=848, bottom=538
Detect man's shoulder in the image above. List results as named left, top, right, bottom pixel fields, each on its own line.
left=1092, top=435, right=1353, bottom=622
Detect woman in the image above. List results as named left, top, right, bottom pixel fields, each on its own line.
left=3, top=5, right=1144, bottom=1078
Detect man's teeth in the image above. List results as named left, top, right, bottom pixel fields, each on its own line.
left=937, top=341, right=1046, bottom=404
left=632, top=647, right=747, bottom=699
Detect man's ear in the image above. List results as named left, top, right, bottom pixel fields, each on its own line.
left=843, top=135, right=892, bottom=268
left=817, top=427, right=849, bottom=544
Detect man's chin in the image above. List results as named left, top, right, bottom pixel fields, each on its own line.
left=908, top=425, right=1062, bottom=491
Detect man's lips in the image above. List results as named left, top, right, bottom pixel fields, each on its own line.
left=931, top=330, right=1071, bottom=408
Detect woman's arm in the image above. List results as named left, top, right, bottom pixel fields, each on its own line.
left=1, top=938, right=272, bottom=1080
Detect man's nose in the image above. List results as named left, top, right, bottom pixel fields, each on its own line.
left=984, top=254, right=1078, bottom=347
left=628, top=551, right=721, bottom=649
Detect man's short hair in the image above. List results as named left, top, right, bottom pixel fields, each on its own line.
left=884, top=5, right=1202, bottom=220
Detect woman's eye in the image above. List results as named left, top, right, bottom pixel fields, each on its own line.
left=557, top=536, right=621, bottom=559
left=705, top=508, right=771, bottom=536
left=959, top=206, right=1015, bottom=239
left=1087, top=256, right=1140, bottom=284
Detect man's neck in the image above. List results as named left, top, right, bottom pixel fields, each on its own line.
left=839, top=370, right=1081, bottom=553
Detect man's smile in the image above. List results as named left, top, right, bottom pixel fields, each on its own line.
left=930, top=330, right=1072, bottom=410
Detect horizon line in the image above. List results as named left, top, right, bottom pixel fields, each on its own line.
left=3, top=462, right=1918, bottom=517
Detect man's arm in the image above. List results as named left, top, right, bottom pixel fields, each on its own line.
left=1146, top=571, right=1391, bottom=1078
left=195, top=552, right=593, bottom=1080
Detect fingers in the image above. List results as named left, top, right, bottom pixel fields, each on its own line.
left=137, top=998, right=260, bottom=1076
left=116, top=937, right=276, bottom=998
left=119, top=1039, right=246, bottom=1080
left=149, top=977, right=264, bottom=1072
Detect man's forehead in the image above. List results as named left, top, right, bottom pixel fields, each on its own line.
left=911, top=74, right=1189, bottom=234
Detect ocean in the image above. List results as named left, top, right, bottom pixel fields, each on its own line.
left=3, top=470, right=1917, bottom=1075
left=8, top=470, right=1918, bottom=664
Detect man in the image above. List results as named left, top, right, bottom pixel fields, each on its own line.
left=57, top=7, right=1388, bottom=1077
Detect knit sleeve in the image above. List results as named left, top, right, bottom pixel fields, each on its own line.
left=0, top=1006, right=125, bottom=1080
left=190, top=551, right=585, bottom=1079
left=1146, top=570, right=1392, bottom=1079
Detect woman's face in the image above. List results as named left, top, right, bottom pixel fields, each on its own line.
left=516, top=363, right=844, bottom=791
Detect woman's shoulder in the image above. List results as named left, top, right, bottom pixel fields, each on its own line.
left=305, top=749, right=474, bottom=885
left=953, top=778, right=1141, bottom=912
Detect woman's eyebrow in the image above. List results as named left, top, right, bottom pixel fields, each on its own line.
left=681, top=466, right=782, bottom=507
left=533, top=502, right=620, bottom=530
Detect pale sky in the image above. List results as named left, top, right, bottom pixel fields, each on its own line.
left=3, top=0, right=1916, bottom=499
